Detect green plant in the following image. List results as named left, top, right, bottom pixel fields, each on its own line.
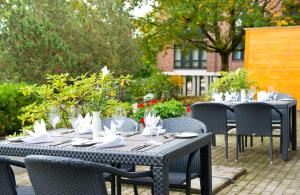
left=127, top=71, right=180, bottom=102
left=18, top=68, right=119, bottom=130
left=209, top=68, right=257, bottom=95
left=0, top=83, right=36, bottom=136
left=132, top=99, right=186, bottom=123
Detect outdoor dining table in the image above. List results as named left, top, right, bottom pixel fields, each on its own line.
left=225, top=100, right=297, bottom=161
left=0, top=130, right=212, bottom=195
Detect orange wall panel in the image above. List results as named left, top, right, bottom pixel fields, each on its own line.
left=244, top=26, right=300, bottom=108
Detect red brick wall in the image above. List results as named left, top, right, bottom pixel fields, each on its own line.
left=157, top=48, right=174, bottom=72
left=157, top=49, right=244, bottom=72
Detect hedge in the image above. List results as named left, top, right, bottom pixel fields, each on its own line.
left=0, top=83, right=35, bottom=136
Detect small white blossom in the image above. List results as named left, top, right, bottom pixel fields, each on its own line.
left=143, top=93, right=155, bottom=102
left=101, top=66, right=109, bottom=77
left=132, top=103, right=138, bottom=113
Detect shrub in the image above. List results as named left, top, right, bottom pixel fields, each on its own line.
left=132, top=99, right=186, bottom=123
left=209, top=68, right=257, bottom=95
left=127, top=71, right=180, bottom=102
left=0, top=83, right=35, bottom=136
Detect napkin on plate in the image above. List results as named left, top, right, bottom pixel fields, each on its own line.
left=212, top=93, right=223, bottom=102
left=77, top=113, right=92, bottom=134
left=93, top=135, right=125, bottom=149
left=22, top=119, right=53, bottom=144
left=257, top=91, right=269, bottom=101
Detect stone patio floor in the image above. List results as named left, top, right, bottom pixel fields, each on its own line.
left=15, top=111, right=300, bottom=194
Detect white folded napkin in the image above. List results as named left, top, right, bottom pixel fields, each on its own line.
left=257, top=91, right=269, bottom=101
left=142, top=113, right=161, bottom=136
left=224, top=92, right=233, bottom=102
left=93, top=135, right=125, bottom=149
left=22, top=119, right=53, bottom=144
left=78, top=113, right=92, bottom=134
left=212, top=93, right=223, bottom=102
left=103, top=123, right=117, bottom=136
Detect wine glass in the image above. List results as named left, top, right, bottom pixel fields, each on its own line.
left=112, top=107, right=126, bottom=135
left=68, top=106, right=80, bottom=139
left=144, top=108, right=161, bottom=145
left=48, top=107, right=60, bottom=130
left=268, top=86, right=275, bottom=101
left=248, top=87, right=256, bottom=101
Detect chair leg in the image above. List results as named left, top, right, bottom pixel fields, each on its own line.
left=185, top=179, right=191, bottom=195
left=117, top=177, right=121, bottom=195
left=236, top=135, right=239, bottom=162
left=270, top=136, right=273, bottom=165
left=261, top=136, right=264, bottom=144
left=250, top=136, right=253, bottom=147
left=212, top=134, right=216, bottom=147
left=241, top=136, right=245, bottom=152
left=111, top=177, right=116, bottom=195
left=151, top=186, right=154, bottom=195
left=133, top=185, right=138, bottom=195
left=225, top=133, right=228, bottom=161
left=245, top=136, right=248, bottom=149
left=238, top=136, right=242, bottom=152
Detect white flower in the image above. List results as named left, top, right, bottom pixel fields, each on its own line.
left=132, top=103, right=138, bottom=113
left=143, top=93, right=155, bottom=102
left=101, top=66, right=109, bottom=77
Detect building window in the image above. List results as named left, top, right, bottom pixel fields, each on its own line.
left=232, top=43, right=244, bottom=60
left=174, top=45, right=207, bottom=69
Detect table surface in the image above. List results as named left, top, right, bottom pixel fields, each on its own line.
left=0, top=130, right=211, bottom=166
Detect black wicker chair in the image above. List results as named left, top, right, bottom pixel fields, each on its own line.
left=119, top=117, right=207, bottom=195
left=24, top=155, right=152, bottom=195
left=102, top=117, right=140, bottom=134
left=0, top=156, right=34, bottom=195
left=234, top=102, right=282, bottom=164
left=102, top=117, right=140, bottom=195
left=191, top=102, right=234, bottom=161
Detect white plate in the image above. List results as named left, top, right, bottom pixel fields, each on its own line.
left=279, top=98, right=293, bottom=101
left=174, top=132, right=199, bottom=138
left=71, top=139, right=96, bottom=147
left=7, top=137, right=25, bottom=142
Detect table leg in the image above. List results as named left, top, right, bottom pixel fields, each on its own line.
left=200, top=144, right=212, bottom=195
left=152, top=166, right=169, bottom=195
left=292, top=105, right=297, bottom=150
left=281, top=109, right=289, bottom=160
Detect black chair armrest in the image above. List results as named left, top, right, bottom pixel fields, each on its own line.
left=271, top=106, right=283, bottom=120
left=0, top=157, right=26, bottom=168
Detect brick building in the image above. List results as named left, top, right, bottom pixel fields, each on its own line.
left=157, top=47, right=244, bottom=96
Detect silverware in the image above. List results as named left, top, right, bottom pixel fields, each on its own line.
left=131, top=144, right=150, bottom=151
left=49, top=139, right=72, bottom=146
left=124, top=132, right=140, bottom=137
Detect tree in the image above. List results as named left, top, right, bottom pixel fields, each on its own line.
left=0, top=0, right=142, bottom=82
left=131, top=0, right=296, bottom=71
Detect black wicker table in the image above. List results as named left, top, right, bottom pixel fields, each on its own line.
left=226, top=100, right=297, bottom=161
left=0, top=131, right=212, bottom=195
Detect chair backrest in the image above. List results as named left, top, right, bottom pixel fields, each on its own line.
left=234, top=102, right=273, bottom=136
left=25, top=155, right=110, bottom=195
left=102, top=117, right=139, bottom=133
left=0, top=156, right=18, bottom=195
left=275, top=93, right=294, bottom=100
left=163, top=117, right=206, bottom=175
left=191, top=102, right=229, bottom=134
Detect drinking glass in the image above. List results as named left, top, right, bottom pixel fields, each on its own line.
left=48, top=107, right=60, bottom=130
left=268, top=86, right=275, bottom=101
left=68, top=106, right=80, bottom=139
left=144, top=109, right=160, bottom=145
left=112, top=107, right=126, bottom=135
left=248, top=87, right=256, bottom=101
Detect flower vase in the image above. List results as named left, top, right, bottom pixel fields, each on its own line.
left=91, top=111, right=102, bottom=141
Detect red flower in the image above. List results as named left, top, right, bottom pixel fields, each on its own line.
left=148, top=99, right=158, bottom=106
left=186, top=105, right=191, bottom=113
left=137, top=103, right=144, bottom=108
left=139, top=118, right=144, bottom=124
